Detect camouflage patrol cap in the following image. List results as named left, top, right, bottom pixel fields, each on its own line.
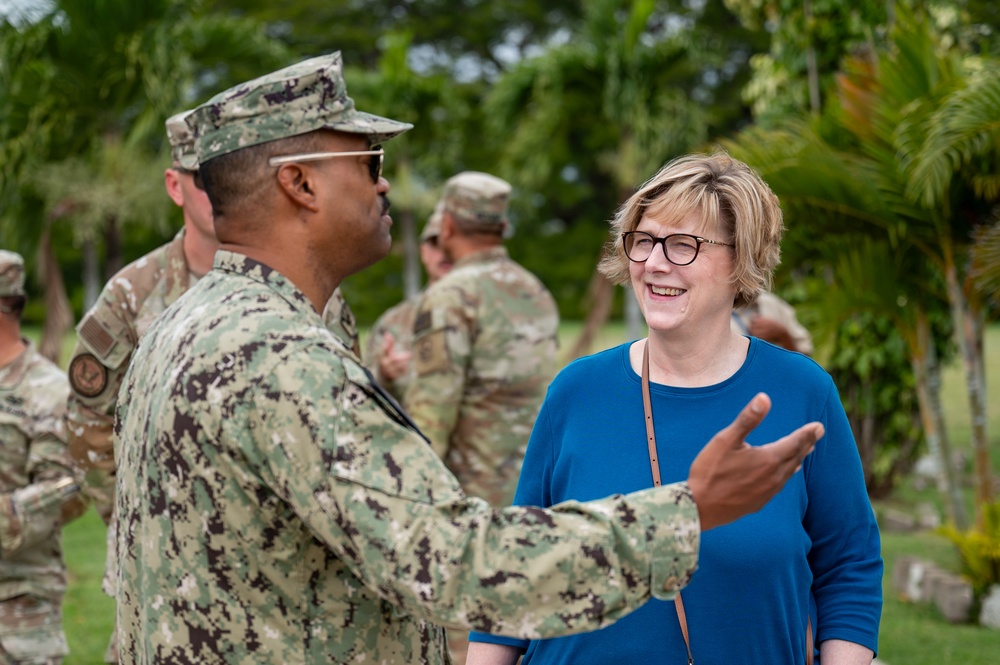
left=440, top=171, right=512, bottom=227
left=165, top=110, right=198, bottom=170
left=188, top=51, right=413, bottom=164
left=0, top=250, right=25, bottom=297
left=420, top=202, right=445, bottom=241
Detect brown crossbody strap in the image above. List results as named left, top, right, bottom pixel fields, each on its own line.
left=640, top=341, right=814, bottom=665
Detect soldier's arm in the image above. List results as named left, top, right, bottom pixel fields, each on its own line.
left=362, top=313, right=404, bottom=399
left=0, top=403, right=84, bottom=555
left=250, top=351, right=819, bottom=638
left=65, top=296, right=136, bottom=524
left=0, top=477, right=81, bottom=556
left=403, top=294, right=468, bottom=458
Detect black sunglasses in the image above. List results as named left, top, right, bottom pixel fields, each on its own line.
left=268, top=145, right=385, bottom=184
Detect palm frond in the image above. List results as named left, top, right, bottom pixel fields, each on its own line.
left=909, top=71, right=1000, bottom=208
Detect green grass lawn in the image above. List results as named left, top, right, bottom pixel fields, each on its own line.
left=50, top=322, right=1000, bottom=663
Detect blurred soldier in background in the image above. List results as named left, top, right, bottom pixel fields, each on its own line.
left=0, top=250, right=86, bottom=665
left=404, top=172, right=559, bottom=507
left=363, top=202, right=453, bottom=400
left=732, top=291, right=813, bottom=355
left=402, top=173, right=559, bottom=665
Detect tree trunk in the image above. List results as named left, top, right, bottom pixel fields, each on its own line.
left=568, top=267, right=615, bottom=360
left=103, top=214, right=123, bottom=281
left=83, top=237, right=101, bottom=311
left=944, top=261, right=994, bottom=525
left=804, top=0, right=821, bottom=114
left=37, top=226, right=74, bottom=365
left=913, top=308, right=968, bottom=529
left=400, top=209, right=421, bottom=299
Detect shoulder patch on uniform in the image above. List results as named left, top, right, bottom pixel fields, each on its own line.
left=413, top=329, right=451, bottom=376
left=78, top=315, right=117, bottom=359
left=413, top=309, right=432, bottom=336
left=69, top=353, right=109, bottom=398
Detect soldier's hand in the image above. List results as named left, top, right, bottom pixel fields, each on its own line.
left=688, top=393, right=822, bottom=531
left=378, top=332, right=412, bottom=382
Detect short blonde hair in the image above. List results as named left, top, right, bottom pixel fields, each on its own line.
left=598, top=151, right=783, bottom=309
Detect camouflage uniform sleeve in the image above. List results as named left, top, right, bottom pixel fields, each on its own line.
left=65, top=288, right=137, bottom=523
left=403, top=288, right=468, bottom=459
left=246, top=346, right=700, bottom=638
left=0, top=372, right=84, bottom=555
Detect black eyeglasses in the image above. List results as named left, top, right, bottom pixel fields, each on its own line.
left=177, top=168, right=204, bottom=191
left=622, top=231, right=733, bottom=266
left=268, top=145, right=384, bottom=184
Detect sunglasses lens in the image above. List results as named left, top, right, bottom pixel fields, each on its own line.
left=369, top=146, right=383, bottom=183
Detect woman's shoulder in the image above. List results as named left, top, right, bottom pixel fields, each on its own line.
left=750, top=338, right=834, bottom=388
left=549, top=342, right=633, bottom=390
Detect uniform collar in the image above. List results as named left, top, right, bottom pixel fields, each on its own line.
left=163, top=228, right=193, bottom=300
left=212, top=250, right=320, bottom=321
left=0, top=339, right=34, bottom=389
left=452, top=245, right=508, bottom=270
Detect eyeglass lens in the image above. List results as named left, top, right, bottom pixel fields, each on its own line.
left=368, top=145, right=383, bottom=183
left=623, top=232, right=701, bottom=265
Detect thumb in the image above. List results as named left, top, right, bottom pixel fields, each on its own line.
left=721, top=392, right=771, bottom=448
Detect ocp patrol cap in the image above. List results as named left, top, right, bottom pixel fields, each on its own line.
left=0, top=250, right=25, bottom=298
left=165, top=110, right=198, bottom=170
left=440, top=171, right=512, bottom=227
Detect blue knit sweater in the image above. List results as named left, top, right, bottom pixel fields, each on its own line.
left=469, top=338, right=882, bottom=664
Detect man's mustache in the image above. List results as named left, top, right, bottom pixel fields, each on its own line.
left=381, top=195, right=391, bottom=216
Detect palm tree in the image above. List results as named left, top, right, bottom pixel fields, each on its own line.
left=723, top=123, right=964, bottom=523
left=0, top=0, right=290, bottom=361
left=724, top=8, right=1000, bottom=524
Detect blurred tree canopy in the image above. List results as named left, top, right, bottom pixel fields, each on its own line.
left=3, top=0, right=998, bottom=332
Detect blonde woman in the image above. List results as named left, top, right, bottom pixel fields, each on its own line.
left=468, top=153, right=882, bottom=665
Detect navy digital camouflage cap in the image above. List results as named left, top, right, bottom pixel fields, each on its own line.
left=165, top=110, right=198, bottom=170
left=188, top=52, right=413, bottom=164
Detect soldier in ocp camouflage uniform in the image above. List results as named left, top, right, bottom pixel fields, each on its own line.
left=402, top=173, right=559, bottom=665
left=363, top=203, right=453, bottom=400
left=113, top=51, right=821, bottom=665
left=0, top=251, right=86, bottom=665
left=404, top=172, right=558, bottom=518
left=65, top=111, right=359, bottom=663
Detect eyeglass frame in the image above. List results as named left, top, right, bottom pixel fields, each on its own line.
left=174, top=167, right=204, bottom=191
left=621, top=231, right=734, bottom=266
left=268, top=146, right=385, bottom=184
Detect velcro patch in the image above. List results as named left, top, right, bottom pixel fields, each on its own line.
left=413, top=309, right=432, bottom=336
left=68, top=353, right=109, bottom=398
left=78, top=315, right=117, bottom=359
left=413, top=329, right=450, bottom=376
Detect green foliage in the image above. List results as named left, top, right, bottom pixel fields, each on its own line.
left=938, top=501, right=1000, bottom=597
left=0, top=0, right=292, bottom=285
left=825, top=311, right=925, bottom=496
left=971, top=217, right=1000, bottom=309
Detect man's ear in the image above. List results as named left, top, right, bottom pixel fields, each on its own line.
left=275, top=163, right=321, bottom=213
left=164, top=169, right=184, bottom=207
left=440, top=211, right=456, bottom=240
